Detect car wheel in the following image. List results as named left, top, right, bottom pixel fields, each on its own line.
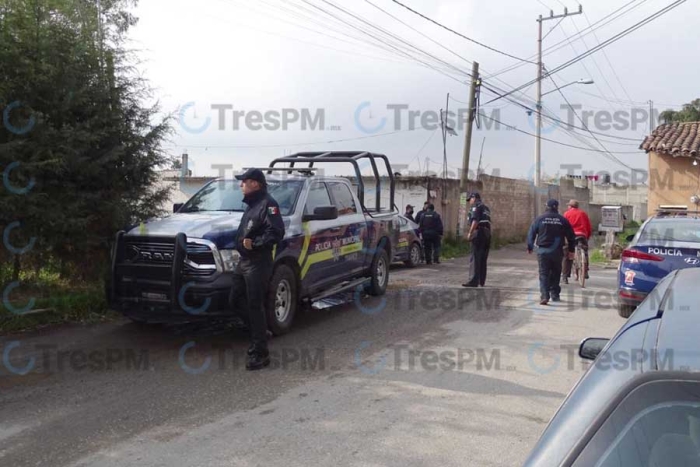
left=618, top=303, right=636, bottom=318
left=266, top=264, right=298, bottom=336
left=403, top=242, right=422, bottom=268
left=366, top=249, right=390, bottom=296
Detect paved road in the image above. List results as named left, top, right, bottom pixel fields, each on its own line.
left=0, top=245, right=625, bottom=467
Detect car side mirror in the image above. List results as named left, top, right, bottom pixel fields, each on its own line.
left=303, top=206, right=338, bottom=222
left=173, top=203, right=183, bottom=213
left=626, top=234, right=635, bottom=242
left=579, top=337, right=609, bottom=360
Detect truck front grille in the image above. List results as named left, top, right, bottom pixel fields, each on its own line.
left=122, top=237, right=218, bottom=276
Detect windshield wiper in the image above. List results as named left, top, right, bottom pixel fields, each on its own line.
left=181, top=207, right=207, bottom=213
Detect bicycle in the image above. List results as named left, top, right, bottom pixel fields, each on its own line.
left=573, top=238, right=588, bottom=288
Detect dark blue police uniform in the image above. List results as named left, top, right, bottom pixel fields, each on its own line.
left=419, top=204, right=443, bottom=264
left=527, top=199, right=575, bottom=304
left=464, top=195, right=492, bottom=287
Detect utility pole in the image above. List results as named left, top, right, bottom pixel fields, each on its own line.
left=476, top=137, right=486, bottom=179
left=460, top=62, right=480, bottom=192
left=442, top=93, right=449, bottom=200
left=648, top=100, right=654, bottom=133
left=458, top=61, right=480, bottom=236
left=534, top=5, right=583, bottom=217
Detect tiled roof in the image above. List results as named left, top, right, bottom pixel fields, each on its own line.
left=640, top=122, right=700, bottom=157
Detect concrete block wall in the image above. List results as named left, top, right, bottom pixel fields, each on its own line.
left=374, top=175, right=591, bottom=244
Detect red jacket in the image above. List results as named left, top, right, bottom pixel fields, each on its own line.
left=564, top=207, right=592, bottom=239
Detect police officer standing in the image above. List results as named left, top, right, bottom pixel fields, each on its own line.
left=462, top=192, right=492, bottom=287
left=231, top=168, right=285, bottom=370
left=527, top=199, right=575, bottom=305
left=419, top=203, right=443, bottom=264
left=415, top=201, right=430, bottom=225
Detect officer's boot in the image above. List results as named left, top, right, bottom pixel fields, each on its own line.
left=246, top=343, right=270, bottom=371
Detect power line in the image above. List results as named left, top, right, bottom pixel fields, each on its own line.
left=295, top=0, right=471, bottom=84
left=366, top=0, right=541, bottom=111
left=485, top=0, right=647, bottom=80
left=475, top=112, right=642, bottom=155
left=567, top=88, right=685, bottom=108
left=194, top=6, right=426, bottom=66
left=388, top=0, right=535, bottom=64
left=167, top=128, right=423, bottom=150
left=407, top=127, right=439, bottom=172
left=546, top=0, right=686, bottom=81
left=558, top=18, right=622, bottom=105
left=483, top=0, right=688, bottom=105
left=546, top=71, right=636, bottom=170
left=581, top=8, right=638, bottom=107
left=478, top=82, right=643, bottom=142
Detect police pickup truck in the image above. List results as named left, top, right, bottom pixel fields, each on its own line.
left=107, top=151, right=401, bottom=335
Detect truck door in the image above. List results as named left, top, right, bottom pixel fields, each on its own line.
left=326, top=181, right=367, bottom=279
left=300, top=182, right=341, bottom=291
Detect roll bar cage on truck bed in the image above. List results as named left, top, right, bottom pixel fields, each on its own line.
left=267, top=151, right=396, bottom=214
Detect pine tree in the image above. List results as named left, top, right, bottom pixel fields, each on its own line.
left=1, top=0, right=172, bottom=281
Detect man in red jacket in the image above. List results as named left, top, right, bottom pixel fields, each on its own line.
left=562, top=199, right=592, bottom=283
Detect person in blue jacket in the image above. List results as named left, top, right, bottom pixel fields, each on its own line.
left=527, top=199, right=576, bottom=305
left=419, top=203, right=443, bottom=265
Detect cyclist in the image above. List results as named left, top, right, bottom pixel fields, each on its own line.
left=562, top=199, right=592, bottom=284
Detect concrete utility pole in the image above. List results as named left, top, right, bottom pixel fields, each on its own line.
left=458, top=61, right=480, bottom=236
left=442, top=93, right=449, bottom=192
left=460, top=62, right=480, bottom=192
left=648, top=100, right=654, bottom=133
left=535, top=5, right=583, bottom=216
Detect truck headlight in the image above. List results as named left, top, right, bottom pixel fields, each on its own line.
left=219, top=249, right=240, bottom=271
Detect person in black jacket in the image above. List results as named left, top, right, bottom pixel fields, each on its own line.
left=527, top=199, right=576, bottom=305
left=415, top=201, right=430, bottom=225
left=404, top=204, right=415, bottom=223
left=462, top=192, right=492, bottom=287
left=419, top=203, right=443, bottom=264
left=231, top=168, right=285, bottom=370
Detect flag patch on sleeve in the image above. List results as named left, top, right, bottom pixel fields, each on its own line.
left=268, top=206, right=279, bottom=215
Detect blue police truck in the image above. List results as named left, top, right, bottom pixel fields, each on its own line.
left=107, top=152, right=401, bottom=335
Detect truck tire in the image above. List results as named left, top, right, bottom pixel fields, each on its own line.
left=403, top=242, right=422, bottom=268
left=267, top=264, right=298, bottom=336
left=618, top=303, right=635, bottom=319
left=366, top=249, right=390, bottom=296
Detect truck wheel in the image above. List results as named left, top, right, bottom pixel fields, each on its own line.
left=367, top=249, right=389, bottom=296
left=403, top=242, right=421, bottom=268
left=618, top=303, right=635, bottom=319
left=267, top=264, right=298, bottom=336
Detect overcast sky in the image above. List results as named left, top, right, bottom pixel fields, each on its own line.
left=128, top=0, right=699, bottom=180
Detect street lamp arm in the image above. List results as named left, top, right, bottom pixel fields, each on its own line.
left=541, top=79, right=593, bottom=97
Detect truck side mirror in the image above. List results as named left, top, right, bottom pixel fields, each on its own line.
left=579, top=337, right=609, bottom=360
left=173, top=203, right=183, bottom=213
left=303, top=206, right=338, bottom=221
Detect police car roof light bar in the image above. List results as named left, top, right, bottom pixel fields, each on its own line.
left=655, top=206, right=691, bottom=218
left=270, top=151, right=395, bottom=213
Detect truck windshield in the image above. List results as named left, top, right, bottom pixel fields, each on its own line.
left=179, top=180, right=304, bottom=215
